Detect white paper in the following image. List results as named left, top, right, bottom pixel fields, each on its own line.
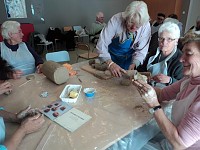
left=54, top=108, right=91, bottom=132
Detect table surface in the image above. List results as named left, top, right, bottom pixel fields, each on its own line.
left=0, top=61, right=152, bottom=150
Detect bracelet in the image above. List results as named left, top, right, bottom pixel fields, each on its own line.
left=108, top=62, right=114, bottom=69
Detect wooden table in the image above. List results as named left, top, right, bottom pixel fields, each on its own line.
left=0, top=61, right=152, bottom=150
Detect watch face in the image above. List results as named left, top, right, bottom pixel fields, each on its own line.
left=149, top=108, right=154, bottom=114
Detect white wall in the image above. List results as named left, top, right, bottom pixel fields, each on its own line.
left=185, top=0, right=200, bottom=33
left=0, top=0, right=133, bottom=34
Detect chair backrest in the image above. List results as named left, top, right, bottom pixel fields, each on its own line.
left=73, top=26, right=82, bottom=32
left=46, top=50, right=70, bottom=62
left=64, top=26, right=73, bottom=32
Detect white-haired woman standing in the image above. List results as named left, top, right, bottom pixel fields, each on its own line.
left=146, top=22, right=183, bottom=88
left=96, top=1, right=151, bottom=77
left=0, top=21, right=43, bottom=78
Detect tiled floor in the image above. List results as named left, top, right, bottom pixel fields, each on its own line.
left=38, top=42, right=96, bottom=64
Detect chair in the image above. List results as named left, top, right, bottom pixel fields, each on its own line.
left=37, top=41, right=54, bottom=53
left=73, top=26, right=89, bottom=43
left=76, top=43, right=99, bottom=62
left=45, top=50, right=70, bottom=62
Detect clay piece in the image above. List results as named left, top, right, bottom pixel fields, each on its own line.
left=134, top=71, right=148, bottom=83
left=60, top=106, right=66, bottom=111
left=92, top=63, right=108, bottom=71
left=51, top=107, right=58, bottom=111
left=47, top=105, right=52, bottom=108
left=134, top=105, right=145, bottom=112
left=53, top=112, right=59, bottom=117
left=40, top=91, right=48, bottom=98
left=26, top=75, right=35, bottom=80
left=44, top=109, right=50, bottom=113
left=89, top=59, right=96, bottom=66
left=41, top=61, right=69, bottom=85
left=120, top=79, right=132, bottom=86
left=4, top=89, right=12, bottom=95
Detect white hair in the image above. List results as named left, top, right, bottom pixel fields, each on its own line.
left=158, top=22, right=180, bottom=39
left=122, top=1, right=150, bottom=26
left=1, top=21, right=20, bottom=39
left=96, top=12, right=104, bottom=18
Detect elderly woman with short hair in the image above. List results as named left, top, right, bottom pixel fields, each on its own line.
left=0, top=21, right=43, bottom=78
left=145, top=21, right=183, bottom=88
left=96, top=1, right=151, bottom=77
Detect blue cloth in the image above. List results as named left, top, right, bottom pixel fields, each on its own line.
left=108, top=36, right=134, bottom=70
left=0, top=107, right=5, bottom=145
left=0, top=107, right=5, bottom=146
left=0, top=145, right=7, bottom=150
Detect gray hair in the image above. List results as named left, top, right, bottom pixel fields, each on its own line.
left=96, top=12, right=104, bottom=18
left=158, top=22, right=180, bottom=39
left=181, top=31, right=200, bottom=45
left=1, top=21, right=20, bottom=39
left=122, top=1, right=150, bottom=26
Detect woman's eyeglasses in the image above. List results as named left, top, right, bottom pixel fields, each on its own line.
left=158, top=37, right=175, bottom=43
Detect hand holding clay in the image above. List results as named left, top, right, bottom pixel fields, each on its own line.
left=132, top=80, right=159, bottom=107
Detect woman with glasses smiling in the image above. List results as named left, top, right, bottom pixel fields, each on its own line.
left=0, top=21, right=43, bottom=79
left=145, top=21, right=183, bottom=88
left=133, top=31, right=200, bottom=150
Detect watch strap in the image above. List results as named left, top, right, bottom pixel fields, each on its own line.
left=153, top=105, right=162, bottom=112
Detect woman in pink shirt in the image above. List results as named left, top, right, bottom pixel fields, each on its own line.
left=133, top=31, right=200, bottom=149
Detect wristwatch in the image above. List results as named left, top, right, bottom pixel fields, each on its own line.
left=149, top=105, right=162, bottom=114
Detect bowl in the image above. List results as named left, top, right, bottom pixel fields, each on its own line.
left=60, top=84, right=82, bottom=103
left=83, top=88, right=96, bottom=98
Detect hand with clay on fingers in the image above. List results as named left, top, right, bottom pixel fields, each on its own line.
left=132, top=80, right=160, bottom=108
left=20, top=113, right=45, bottom=134
left=109, top=62, right=126, bottom=77
left=0, top=82, right=12, bottom=95
left=16, top=105, right=40, bottom=122
left=151, top=73, right=171, bottom=84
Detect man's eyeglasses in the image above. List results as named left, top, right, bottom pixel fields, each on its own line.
left=158, top=37, right=175, bottom=43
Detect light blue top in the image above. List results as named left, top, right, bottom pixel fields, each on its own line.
left=0, top=107, right=6, bottom=150
left=0, top=42, right=35, bottom=75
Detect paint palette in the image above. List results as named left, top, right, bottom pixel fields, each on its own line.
left=41, top=100, right=72, bottom=120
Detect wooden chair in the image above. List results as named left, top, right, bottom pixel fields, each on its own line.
left=46, top=50, right=70, bottom=63
left=76, top=43, right=99, bottom=62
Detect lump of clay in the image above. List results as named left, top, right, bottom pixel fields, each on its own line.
left=134, top=71, right=148, bottom=83
left=26, top=75, right=35, bottom=80
left=4, top=89, right=12, bottom=95
left=41, top=61, right=69, bottom=85
left=92, top=63, right=108, bottom=71
left=121, top=70, right=135, bottom=79
left=120, top=79, right=132, bottom=86
left=89, top=59, right=96, bottom=66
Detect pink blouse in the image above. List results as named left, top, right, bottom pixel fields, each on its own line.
left=159, top=76, right=200, bottom=148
